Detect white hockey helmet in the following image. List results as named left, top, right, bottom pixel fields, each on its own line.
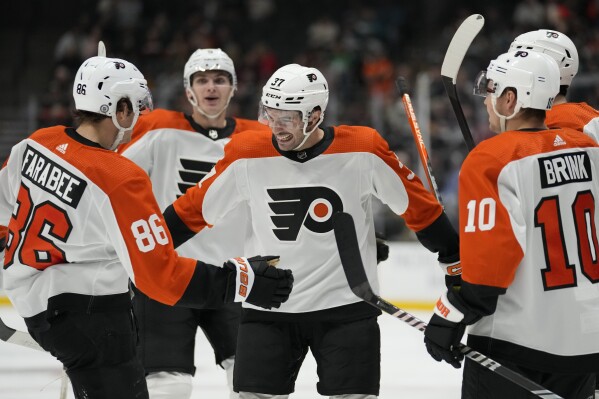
left=183, top=48, right=237, bottom=89
left=261, top=64, right=328, bottom=120
left=259, top=64, right=328, bottom=149
left=509, top=29, right=578, bottom=86
left=73, top=56, right=153, bottom=149
left=474, top=50, right=560, bottom=132
left=183, top=48, right=236, bottom=119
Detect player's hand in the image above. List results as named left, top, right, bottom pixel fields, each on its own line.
left=424, top=313, right=465, bottom=368
left=375, top=232, right=389, bottom=264
left=224, top=256, right=293, bottom=309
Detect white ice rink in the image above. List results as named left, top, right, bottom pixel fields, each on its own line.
left=0, top=243, right=463, bottom=398
left=0, top=306, right=462, bottom=399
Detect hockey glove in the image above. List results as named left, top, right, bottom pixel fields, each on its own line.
left=424, top=292, right=466, bottom=368
left=439, top=261, right=462, bottom=291
left=375, top=231, right=389, bottom=264
left=224, top=256, right=293, bottom=310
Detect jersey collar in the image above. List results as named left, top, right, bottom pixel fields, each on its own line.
left=184, top=114, right=236, bottom=140
left=66, top=127, right=104, bottom=149
left=273, top=126, right=335, bottom=163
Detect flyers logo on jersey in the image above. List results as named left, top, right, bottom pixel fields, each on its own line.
left=177, top=158, right=216, bottom=197
left=538, top=151, right=592, bottom=188
left=267, top=186, right=343, bottom=241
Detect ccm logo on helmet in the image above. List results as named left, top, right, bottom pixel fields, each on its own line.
left=267, top=186, right=343, bottom=241
left=307, top=73, right=318, bottom=82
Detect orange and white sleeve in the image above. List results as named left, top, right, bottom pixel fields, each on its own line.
left=458, top=150, right=524, bottom=288
left=105, top=173, right=223, bottom=306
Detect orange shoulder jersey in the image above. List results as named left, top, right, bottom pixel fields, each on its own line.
left=0, top=126, right=230, bottom=321
left=456, top=127, right=599, bottom=372
left=165, top=125, right=459, bottom=319
left=546, top=102, right=599, bottom=142
left=118, top=109, right=269, bottom=264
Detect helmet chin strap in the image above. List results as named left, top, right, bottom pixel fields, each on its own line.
left=109, top=113, right=139, bottom=151
left=186, top=88, right=234, bottom=120
left=491, top=97, right=520, bottom=133
left=293, top=124, right=318, bottom=151
left=292, top=112, right=325, bottom=151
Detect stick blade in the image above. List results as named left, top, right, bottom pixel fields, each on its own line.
left=332, top=212, right=375, bottom=300
left=441, top=14, right=485, bottom=81
left=0, top=318, right=43, bottom=351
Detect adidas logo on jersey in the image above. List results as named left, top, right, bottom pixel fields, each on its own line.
left=553, top=135, right=566, bottom=147
left=55, top=143, right=69, bottom=154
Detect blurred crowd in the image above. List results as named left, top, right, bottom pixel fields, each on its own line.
left=16, top=0, right=599, bottom=237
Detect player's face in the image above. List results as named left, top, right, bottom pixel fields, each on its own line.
left=262, top=108, right=304, bottom=151
left=190, top=71, right=234, bottom=115
left=485, top=89, right=515, bottom=134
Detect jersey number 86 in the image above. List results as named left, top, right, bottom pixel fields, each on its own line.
left=131, top=214, right=169, bottom=252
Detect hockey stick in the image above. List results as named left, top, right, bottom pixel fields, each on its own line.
left=0, top=315, right=69, bottom=398
left=332, top=211, right=563, bottom=399
left=441, top=14, right=485, bottom=151
left=396, top=77, right=442, bottom=204
left=0, top=314, right=43, bottom=351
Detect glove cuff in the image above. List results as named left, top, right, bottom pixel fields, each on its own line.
left=226, top=257, right=256, bottom=302
left=434, top=292, right=465, bottom=323
left=439, top=260, right=461, bottom=276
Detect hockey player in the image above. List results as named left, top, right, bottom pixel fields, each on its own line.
left=118, top=48, right=270, bottom=399
left=509, top=29, right=599, bottom=141
left=424, top=50, right=599, bottom=399
left=0, top=54, right=293, bottom=399
left=162, top=63, right=461, bottom=399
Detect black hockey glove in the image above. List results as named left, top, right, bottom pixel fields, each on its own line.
left=375, top=232, right=389, bottom=264
left=424, top=313, right=465, bottom=369
left=224, top=256, right=293, bottom=310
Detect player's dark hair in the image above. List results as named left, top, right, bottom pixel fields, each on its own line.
left=519, top=108, right=546, bottom=122
left=306, top=106, right=322, bottom=131
left=73, top=98, right=133, bottom=125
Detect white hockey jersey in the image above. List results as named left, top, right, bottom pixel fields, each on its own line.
left=119, top=109, right=269, bottom=264
left=169, top=125, right=454, bottom=315
left=0, top=126, right=216, bottom=320
left=458, top=126, right=599, bottom=372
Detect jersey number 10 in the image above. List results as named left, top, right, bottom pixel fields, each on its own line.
left=466, top=192, right=599, bottom=290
